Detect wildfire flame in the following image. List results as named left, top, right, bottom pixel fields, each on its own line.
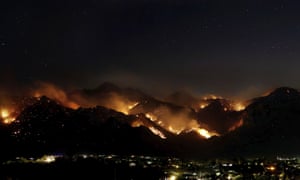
left=168, top=126, right=183, bottom=135
left=128, top=102, right=139, bottom=110
left=101, top=97, right=139, bottom=115
left=133, top=114, right=217, bottom=139
left=199, top=103, right=209, bottom=109
left=145, top=113, right=157, bottom=121
left=30, top=83, right=172, bottom=139
left=3, top=81, right=245, bottom=140
left=113, top=100, right=139, bottom=115
left=122, top=102, right=139, bottom=115
left=1, top=109, right=9, bottom=118
left=148, top=126, right=167, bottom=139
left=131, top=120, right=143, bottom=127
left=228, top=119, right=244, bottom=132
left=232, top=102, right=245, bottom=111
left=131, top=119, right=166, bottom=139
left=0, top=108, right=16, bottom=124
left=144, top=111, right=218, bottom=139
left=203, top=94, right=223, bottom=100
left=194, top=128, right=219, bottom=139
left=200, top=96, right=246, bottom=112
left=146, top=109, right=219, bottom=139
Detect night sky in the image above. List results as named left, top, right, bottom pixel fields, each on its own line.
left=2, top=0, right=300, bottom=99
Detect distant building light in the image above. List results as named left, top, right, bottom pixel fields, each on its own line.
left=36, top=155, right=56, bottom=163
left=168, top=175, right=177, bottom=180
left=129, top=162, right=136, bottom=167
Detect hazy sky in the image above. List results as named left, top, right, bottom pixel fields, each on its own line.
left=1, top=0, right=300, bottom=99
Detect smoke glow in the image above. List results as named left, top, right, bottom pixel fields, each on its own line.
left=0, top=81, right=251, bottom=139
left=203, top=95, right=223, bottom=100
left=33, top=82, right=79, bottom=109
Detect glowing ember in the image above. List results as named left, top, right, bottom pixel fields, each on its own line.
left=199, top=103, right=209, bottom=109
left=149, top=126, right=167, bottom=139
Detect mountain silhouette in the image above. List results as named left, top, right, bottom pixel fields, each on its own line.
left=1, top=85, right=300, bottom=159
left=215, top=87, right=300, bottom=157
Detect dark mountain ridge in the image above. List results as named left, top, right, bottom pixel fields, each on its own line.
left=1, top=86, right=300, bottom=159
left=213, top=87, right=300, bottom=157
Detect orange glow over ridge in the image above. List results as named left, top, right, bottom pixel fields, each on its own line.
left=2, top=82, right=247, bottom=139
left=33, top=82, right=79, bottom=109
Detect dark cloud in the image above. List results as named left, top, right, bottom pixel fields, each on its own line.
left=1, top=0, right=300, bottom=99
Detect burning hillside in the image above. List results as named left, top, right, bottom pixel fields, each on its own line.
left=0, top=82, right=248, bottom=140
left=1, top=83, right=300, bottom=158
